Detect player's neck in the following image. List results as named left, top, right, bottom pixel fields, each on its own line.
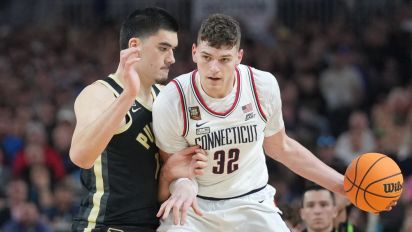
left=307, top=225, right=334, bottom=232
left=199, top=72, right=236, bottom=99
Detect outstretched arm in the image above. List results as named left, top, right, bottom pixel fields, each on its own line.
left=263, top=128, right=345, bottom=195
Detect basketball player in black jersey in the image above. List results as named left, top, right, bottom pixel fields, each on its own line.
left=70, top=8, right=207, bottom=232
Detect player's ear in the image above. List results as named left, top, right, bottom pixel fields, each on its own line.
left=236, top=49, right=244, bottom=65
left=129, top=38, right=141, bottom=48
left=192, top=43, right=198, bottom=63
left=299, top=207, right=306, bottom=221
left=332, top=205, right=338, bottom=218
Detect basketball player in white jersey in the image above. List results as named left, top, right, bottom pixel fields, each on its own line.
left=152, top=14, right=346, bottom=231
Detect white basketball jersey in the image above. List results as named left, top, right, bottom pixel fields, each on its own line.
left=171, top=65, right=270, bottom=199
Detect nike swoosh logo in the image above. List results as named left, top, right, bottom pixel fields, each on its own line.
left=196, top=121, right=208, bottom=127
left=258, top=200, right=264, bottom=203
left=131, top=107, right=141, bottom=113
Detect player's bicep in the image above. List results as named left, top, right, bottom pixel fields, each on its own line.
left=72, top=83, right=117, bottom=138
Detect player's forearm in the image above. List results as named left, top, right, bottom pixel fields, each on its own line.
left=158, top=173, right=171, bottom=202
left=70, top=92, right=135, bottom=169
left=265, top=136, right=345, bottom=195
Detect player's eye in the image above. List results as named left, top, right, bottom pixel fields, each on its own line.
left=202, top=56, right=211, bottom=61
left=306, top=203, right=315, bottom=208
left=159, top=47, right=168, bottom=52
left=220, top=58, right=230, bottom=63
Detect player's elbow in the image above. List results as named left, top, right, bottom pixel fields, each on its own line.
left=264, top=136, right=293, bottom=162
left=69, top=147, right=94, bottom=169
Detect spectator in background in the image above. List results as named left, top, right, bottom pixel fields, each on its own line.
left=0, top=147, right=12, bottom=198
left=335, top=111, right=376, bottom=165
left=316, top=135, right=346, bottom=174
left=27, top=165, right=54, bottom=211
left=300, top=184, right=337, bottom=232
left=300, top=184, right=363, bottom=232
left=52, top=119, right=77, bottom=175
left=2, top=202, right=52, bottom=232
left=13, top=122, right=65, bottom=180
left=319, top=48, right=364, bottom=135
left=372, top=87, right=411, bottom=156
left=44, top=181, right=79, bottom=232
left=0, top=105, right=25, bottom=164
left=0, top=179, right=28, bottom=228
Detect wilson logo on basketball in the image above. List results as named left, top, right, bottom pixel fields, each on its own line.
left=383, top=181, right=403, bottom=193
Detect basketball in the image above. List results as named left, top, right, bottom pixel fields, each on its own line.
left=343, top=153, right=403, bottom=213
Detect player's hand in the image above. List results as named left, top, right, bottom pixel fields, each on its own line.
left=384, top=200, right=397, bottom=211
left=157, top=179, right=202, bottom=225
left=119, top=47, right=142, bottom=98
left=190, top=148, right=208, bottom=178
left=162, top=146, right=208, bottom=182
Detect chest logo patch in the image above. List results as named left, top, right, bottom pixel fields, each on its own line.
left=189, top=106, right=201, bottom=120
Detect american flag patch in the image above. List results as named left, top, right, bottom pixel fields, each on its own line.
left=242, top=103, right=253, bottom=113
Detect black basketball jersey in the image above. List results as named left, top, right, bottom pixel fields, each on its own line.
left=73, top=76, right=160, bottom=231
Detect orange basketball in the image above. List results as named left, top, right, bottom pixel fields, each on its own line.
left=343, top=153, right=403, bottom=213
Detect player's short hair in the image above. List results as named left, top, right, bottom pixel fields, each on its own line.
left=119, top=7, right=178, bottom=50
left=302, top=183, right=336, bottom=206
left=197, top=14, right=241, bottom=49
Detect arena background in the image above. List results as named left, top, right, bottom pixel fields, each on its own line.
left=0, top=0, right=411, bottom=231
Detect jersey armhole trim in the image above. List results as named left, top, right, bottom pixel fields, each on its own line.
left=247, top=66, right=267, bottom=122
left=171, top=80, right=189, bottom=137
left=96, top=80, right=120, bottom=97
left=96, top=80, right=132, bottom=134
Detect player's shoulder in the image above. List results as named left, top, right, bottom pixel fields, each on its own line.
left=76, top=80, right=114, bottom=103
left=74, top=79, right=116, bottom=113
left=238, top=64, right=278, bottom=87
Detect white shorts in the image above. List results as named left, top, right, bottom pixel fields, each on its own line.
left=157, top=185, right=290, bottom=232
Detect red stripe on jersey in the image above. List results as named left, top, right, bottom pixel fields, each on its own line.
left=248, top=66, right=267, bottom=121
left=171, top=80, right=187, bottom=136
left=191, top=68, right=241, bottom=117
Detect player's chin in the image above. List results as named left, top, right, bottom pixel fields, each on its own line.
left=155, top=74, right=169, bottom=85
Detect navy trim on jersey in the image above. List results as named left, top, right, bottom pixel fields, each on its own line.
left=247, top=66, right=267, bottom=122
left=152, top=85, right=160, bottom=96
left=171, top=80, right=189, bottom=137
left=197, top=185, right=266, bottom=201
left=190, top=68, right=241, bottom=118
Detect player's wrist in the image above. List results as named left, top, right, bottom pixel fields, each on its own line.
left=169, top=178, right=198, bottom=194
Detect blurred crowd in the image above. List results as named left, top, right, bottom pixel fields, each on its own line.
left=0, top=1, right=411, bottom=231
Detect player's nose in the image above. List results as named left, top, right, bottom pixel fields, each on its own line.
left=209, top=60, right=220, bottom=73
left=165, top=49, right=175, bottom=65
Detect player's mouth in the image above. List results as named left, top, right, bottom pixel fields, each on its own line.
left=207, top=76, right=220, bottom=81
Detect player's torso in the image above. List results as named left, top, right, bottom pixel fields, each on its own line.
left=174, top=65, right=269, bottom=199
left=75, top=76, right=160, bottom=229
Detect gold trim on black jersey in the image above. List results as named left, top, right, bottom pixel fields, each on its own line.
left=96, top=79, right=133, bottom=134
left=84, top=156, right=104, bottom=231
